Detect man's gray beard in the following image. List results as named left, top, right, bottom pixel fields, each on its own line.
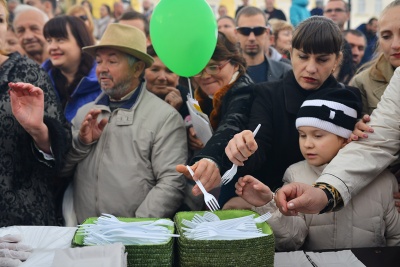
left=102, top=73, right=134, bottom=99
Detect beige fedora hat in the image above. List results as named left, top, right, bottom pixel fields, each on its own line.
left=83, top=23, right=154, bottom=67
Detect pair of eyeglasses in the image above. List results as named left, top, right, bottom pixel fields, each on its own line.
left=193, top=60, right=231, bottom=78
left=236, top=26, right=268, bottom=36
left=78, top=15, right=88, bottom=21
left=324, top=8, right=345, bottom=13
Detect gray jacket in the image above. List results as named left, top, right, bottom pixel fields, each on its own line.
left=63, top=82, right=187, bottom=223
left=318, top=66, right=400, bottom=205
left=255, top=161, right=400, bottom=251
left=266, top=57, right=292, bottom=82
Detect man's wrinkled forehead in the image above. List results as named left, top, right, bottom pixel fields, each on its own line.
left=95, top=47, right=125, bottom=58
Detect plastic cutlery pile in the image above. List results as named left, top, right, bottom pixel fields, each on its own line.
left=181, top=211, right=272, bottom=240
left=77, top=214, right=179, bottom=245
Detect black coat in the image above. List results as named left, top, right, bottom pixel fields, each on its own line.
left=0, top=52, right=71, bottom=226
left=190, top=74, right=254, bottom=172
left=219, top=70, right=361, bottom=206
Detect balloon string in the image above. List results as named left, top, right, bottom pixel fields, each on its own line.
left=188, top=77, right=193, bottom=99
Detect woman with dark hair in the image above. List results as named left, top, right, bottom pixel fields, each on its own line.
left=144, top=45, right=189, bottom=119
left=176, top=32, right=254, bottom=202
left=42, top=15, right=101, bottom=122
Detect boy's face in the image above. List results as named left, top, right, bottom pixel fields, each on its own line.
left=298, top=126, right=347, bottom=167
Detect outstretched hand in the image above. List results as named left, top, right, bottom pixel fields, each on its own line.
left=235, top=175, right=273, bottom=207
left=78, top=109, right=108, bottom=144
left=9, top=82, right=45, bottom=134
left=176, top=158, right=221, bottom=196
left=225, top=130, right=258, bottom=166
left=9, top=82, right=50, bottom=153
left=275, top=182, right=328, bottom=216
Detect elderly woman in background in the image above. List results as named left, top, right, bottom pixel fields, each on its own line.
left=42, top=15, right=101, bottom=123
left=0, top=0, right=71, bottom=226
left=269, top=18, right=294, bottom=59
left=176, top=32, right=254, bottom=197
left=144, top=45, right=189, bottom=119
left=67, top=4, right=97, bottom=41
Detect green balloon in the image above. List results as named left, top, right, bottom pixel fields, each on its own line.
left=150, top=0, right=217, bottom=77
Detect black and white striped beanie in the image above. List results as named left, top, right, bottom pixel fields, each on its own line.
left=296, top=88, right=361, bottom=139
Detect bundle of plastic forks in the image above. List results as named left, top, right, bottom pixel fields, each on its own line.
left=182, top=211, right=272, bottom=240
left=77, top=214, right=179, bottom=245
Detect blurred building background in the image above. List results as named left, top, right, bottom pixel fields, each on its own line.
left=56, top=0, right=392, bottom=29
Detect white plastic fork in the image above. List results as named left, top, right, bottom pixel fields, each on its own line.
left=186, top=165, right=220, bottom=212
left=203, top=212, right=220, bottom=222
left=254, top=212, right=272, bottom=223
left=221, top=124, right=262, bottom=185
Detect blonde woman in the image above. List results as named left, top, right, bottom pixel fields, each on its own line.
left=350, top=0, right=400, bottom=115
left=67, top=4, right=97, bottom=40
left=269, top=18, right=294, bottom=59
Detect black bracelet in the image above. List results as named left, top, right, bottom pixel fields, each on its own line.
left=318, top=187, right=335, bottom=214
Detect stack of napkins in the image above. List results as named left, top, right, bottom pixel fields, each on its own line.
left=51, top=243, right=127, bottom=267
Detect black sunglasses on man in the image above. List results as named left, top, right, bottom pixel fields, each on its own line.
left=236, top=26, right=268, bottom=36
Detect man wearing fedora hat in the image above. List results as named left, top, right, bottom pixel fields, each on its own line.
left=61, top=23, right=188, bottom=224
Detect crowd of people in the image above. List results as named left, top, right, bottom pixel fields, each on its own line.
left=1, top=0, right=400, bottom=256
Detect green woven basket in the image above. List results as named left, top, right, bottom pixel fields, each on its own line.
left=174, top=210, right=275, bottom=267
left=72, top=217, right=174, bottom=267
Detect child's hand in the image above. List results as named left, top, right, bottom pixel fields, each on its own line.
left=235, top=175, right=274, bottom=207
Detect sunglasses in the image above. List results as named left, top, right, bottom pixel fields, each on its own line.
left=78, top=15, right=88, bottom=21
left=324, top=8, right=345, bottom=13
left=236, top=26, right=268, bottom=36
left=193, top=60, right=231, bottom=78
